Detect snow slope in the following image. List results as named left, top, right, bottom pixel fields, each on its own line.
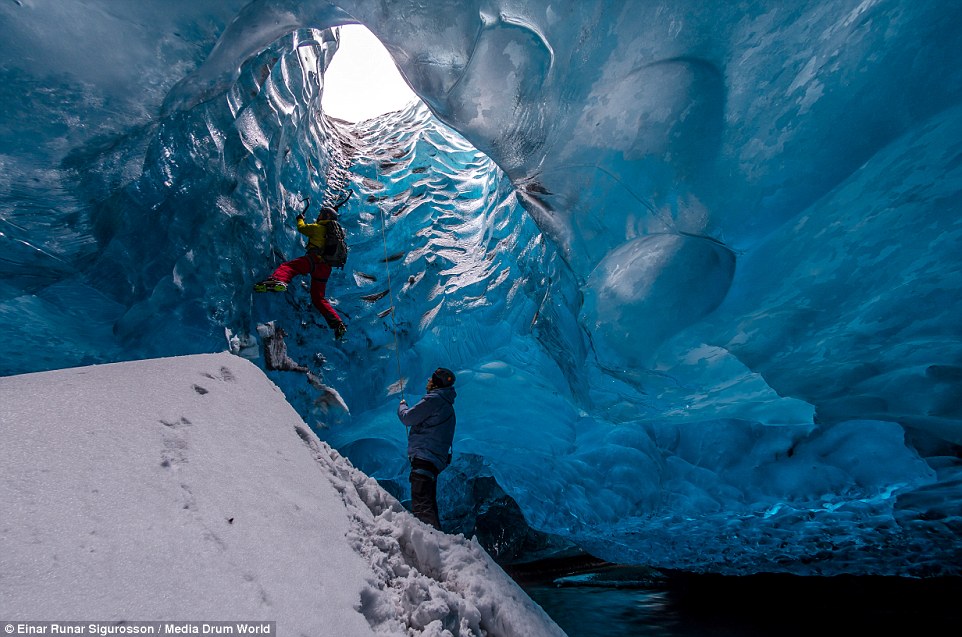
left=0, top=352, right=563, bottom=637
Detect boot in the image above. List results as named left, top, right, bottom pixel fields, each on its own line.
left=254, top=278, right=287, bottom=293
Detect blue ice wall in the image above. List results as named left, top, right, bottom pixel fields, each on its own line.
left=1, top=1, right=961, bottom=576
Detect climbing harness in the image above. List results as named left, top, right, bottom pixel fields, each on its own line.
left=375, top=154, right=405, bottom=402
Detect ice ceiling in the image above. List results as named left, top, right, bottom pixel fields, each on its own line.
left=1, top=1, right=960, bottom=576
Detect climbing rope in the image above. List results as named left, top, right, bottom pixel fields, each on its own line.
left=375, top=153, right=405, bottom=401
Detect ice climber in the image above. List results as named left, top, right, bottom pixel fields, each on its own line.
left=397, top=368, right=458, bottom=530
left=254, top=200, right=348, bottom=340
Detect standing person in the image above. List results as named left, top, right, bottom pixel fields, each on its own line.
left=397, top=368, right=457, bottom=530
left=254, top=203, right=347, bottom=340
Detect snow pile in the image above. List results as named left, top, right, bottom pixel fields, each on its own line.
left=0, top=352, right=563, bottom=637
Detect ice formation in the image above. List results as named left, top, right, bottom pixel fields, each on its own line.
left=1, top=1, right=960, bottom=576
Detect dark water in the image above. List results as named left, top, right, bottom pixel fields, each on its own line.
left=523, top=585, right=686, bottom=637
left=512, top=563, right=962, bottom=637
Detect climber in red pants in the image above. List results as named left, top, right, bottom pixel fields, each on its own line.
left=255, top=203, right=347, bottom=340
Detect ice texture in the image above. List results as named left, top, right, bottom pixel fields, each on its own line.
left=1, top=1, right=961, bottom=576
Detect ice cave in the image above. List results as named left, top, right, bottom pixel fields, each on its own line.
left=2, top=0, right=961, bottom=588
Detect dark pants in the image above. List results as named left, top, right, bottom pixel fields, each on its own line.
left=409, top=457, right=441, bottom=530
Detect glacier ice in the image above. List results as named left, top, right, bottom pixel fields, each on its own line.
left=1, top=0, right=961, bottom=576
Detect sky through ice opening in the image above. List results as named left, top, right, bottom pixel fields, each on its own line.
left=322, top=24, right=418, bottom=123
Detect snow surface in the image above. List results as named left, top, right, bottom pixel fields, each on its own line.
left=0, top=352, right=564, bottom=637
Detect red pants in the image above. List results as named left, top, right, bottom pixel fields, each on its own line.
left=271, top=254, right=342, bottom=328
